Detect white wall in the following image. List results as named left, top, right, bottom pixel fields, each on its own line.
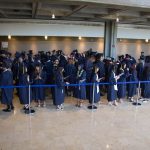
left=0, top=22, right=150, bottom=59
left=6, top=37, right=150, bottom=60
left=8, top=38, right=104, bottom=55
left=0, top=23, right=104, bottom=37
left=117, top=40, right=150, bottom=59
left=0, top=23, right=150, bottom=39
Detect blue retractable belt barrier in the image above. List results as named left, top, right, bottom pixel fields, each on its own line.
left=0, top=80, right=150, bottom=89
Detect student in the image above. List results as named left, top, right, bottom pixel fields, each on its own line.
left=141, top=66, right=150, bottom=101
left=1, top=63, right=14, bottom=112
left=89, top=66, right=101, bottom=106
left=32, top=65, right=47, bottom=107
left=117, top=63, right=129, bottom=103
left=54, top=67, right=68, bottom=110
left=127, top=64, right=138, bottom=102
left=107, top=65, right=120, bottom=106
left=85, top=54, right=95, bottom=100
left=64, top=58, right=77, bottom=96
left=75, top=64, right=86, bottom=107
left=18, top=61, right=35, bottom=114
left=95, top=53, right=105, bottom=96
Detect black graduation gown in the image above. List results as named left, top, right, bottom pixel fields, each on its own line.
left=89, top=73, right=100, bottom=104
left=117, top=69, right=129, bottom=99
left=127, top=69, right=138, bottom=97
left=44, top=60, right=53, bottom=84
left=85, top=60, right=93, bottom=99
left=136, top=63, right=144, bottom=81
left=1, top=70, right=13, bottom=105
left=74, top=70, right=86, bottom=100
left=107, top=72, right=117, bottom=101
left=54, top=72, right=65, bottom=106
left=95, top=61, right=105, bottom=78
left=32, top=71, right=47, bottom=101
left=65, top=63, right=77, bottom=94
left=85, top=60, right=93, bottom=82
left=141, top=76, right=150, bottom=98
left=51, top=65, right=58, bottom=104
left=18, top=74, right=32, bottom=105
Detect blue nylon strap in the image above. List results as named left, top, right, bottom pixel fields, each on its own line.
left=0, top=80, right=150, bottom=89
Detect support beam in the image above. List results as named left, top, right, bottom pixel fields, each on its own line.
left=32, top=1, right=41, bottom=18
left=104, top=21, right=117, bottom=58
left=64, top=5, right=87, bottom=17
left=0, top=9, right=8, bottom=18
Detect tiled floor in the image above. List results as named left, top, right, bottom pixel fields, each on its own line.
left=0, top=95, right=150, bottom=150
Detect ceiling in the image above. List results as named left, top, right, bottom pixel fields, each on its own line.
left=0, top=0, right=149, bottom=26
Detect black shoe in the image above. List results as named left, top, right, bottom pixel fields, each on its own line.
left=3, top=108, right=11, bottom=112
left=24, top=109, right=35, bottom=114
left=23, top=106, right=32, bottom=110
left=11, top=105, right=15, bottom=110
left=100, top=93, right=104, bottom=96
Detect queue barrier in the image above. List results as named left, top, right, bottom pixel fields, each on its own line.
left=0, top=80, right=150, bottom=110
left=0, top=80, right=149, bottom=89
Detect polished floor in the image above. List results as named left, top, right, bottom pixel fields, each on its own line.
left=0, top=94, right=150, bottom=150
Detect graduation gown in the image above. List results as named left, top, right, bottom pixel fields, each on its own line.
left=117, top=69, right=129, bottom=99
left=18, top=74, right=32, bottom=104
left=85, top=60, right=93, bottom=82
left=127, top=69, right=138, bottom=97
left=74, top=70, right=86, bottom=100
left=95, top=61, right=105, bottom=78
left=44, top=60, right=53, bottom=84
left=141, top=75, right=150, bottom=98
left=54, top=72, right=65, bottom=105
left=65, top=63, right=77, bottom=84
left=107, top=72, right=117, bottom=101
left=89, top=73, right=100, bottom=104
left=32, top=71, right=46, bottom=101
left=136, top=63, right=144, bottom=81
left=1, top=70, right=13, bottom=105
left=85, top=59, right=93, bottom=99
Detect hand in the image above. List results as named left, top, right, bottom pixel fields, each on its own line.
left=66, top=82, right=69, bottom=85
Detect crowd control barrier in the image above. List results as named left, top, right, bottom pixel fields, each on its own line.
left=0, top=80, right=150, bottom=111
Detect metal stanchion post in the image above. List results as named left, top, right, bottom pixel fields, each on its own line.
left=25, top=84, right=35, bottom=114
left=133, top=81, right=141, bottom=106
left=28, top=84, right=31, bottom=112
left=88, top=83, right=97, bottom=109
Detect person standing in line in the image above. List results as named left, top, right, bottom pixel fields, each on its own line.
left=107, top=65, right=120, bottom=106
left=141, top=66, right=150, bottom=101
left=117, top=63, right=129, bottom=103
left=89, top=66, right=101, bottom=107
left=75, top=64, right=86, bottom=107
left=54, top=67, right=69, bottom=110
left=18, top=56, right=35, bottom=114
left=32, top=65, right=47, bottom=107
left=127, top=64, right=138, bottom=102
left=1, top=62, right=14, bottom=112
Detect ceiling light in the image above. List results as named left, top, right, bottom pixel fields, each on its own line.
left=78, top=36, right=82, bottom=40
left=8, top=35, right=11, bottom=40
left=52, top=14, right=55, bottom=19
left=116, top=17, right=119, bottom=22
left=145, top=39, right=149, bottom=43
left=45, top=35, right=48, bottom=40
left=106, top=144, right=110, bottom=149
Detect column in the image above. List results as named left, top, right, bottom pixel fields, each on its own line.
left=104, top=20, right=117, bottom=58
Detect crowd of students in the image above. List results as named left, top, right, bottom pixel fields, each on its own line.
left=0, top=49, right=150, bottom=114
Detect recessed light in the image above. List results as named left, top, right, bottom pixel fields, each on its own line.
left=116, top=17, right=119, bottom=22
left=145, top=39, right=149, bottom=43
left=8, top=35, right=11, bottom=40
left=78, top=36, right=82, bottom=40
left=52, top=14, right=55, bottom=19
